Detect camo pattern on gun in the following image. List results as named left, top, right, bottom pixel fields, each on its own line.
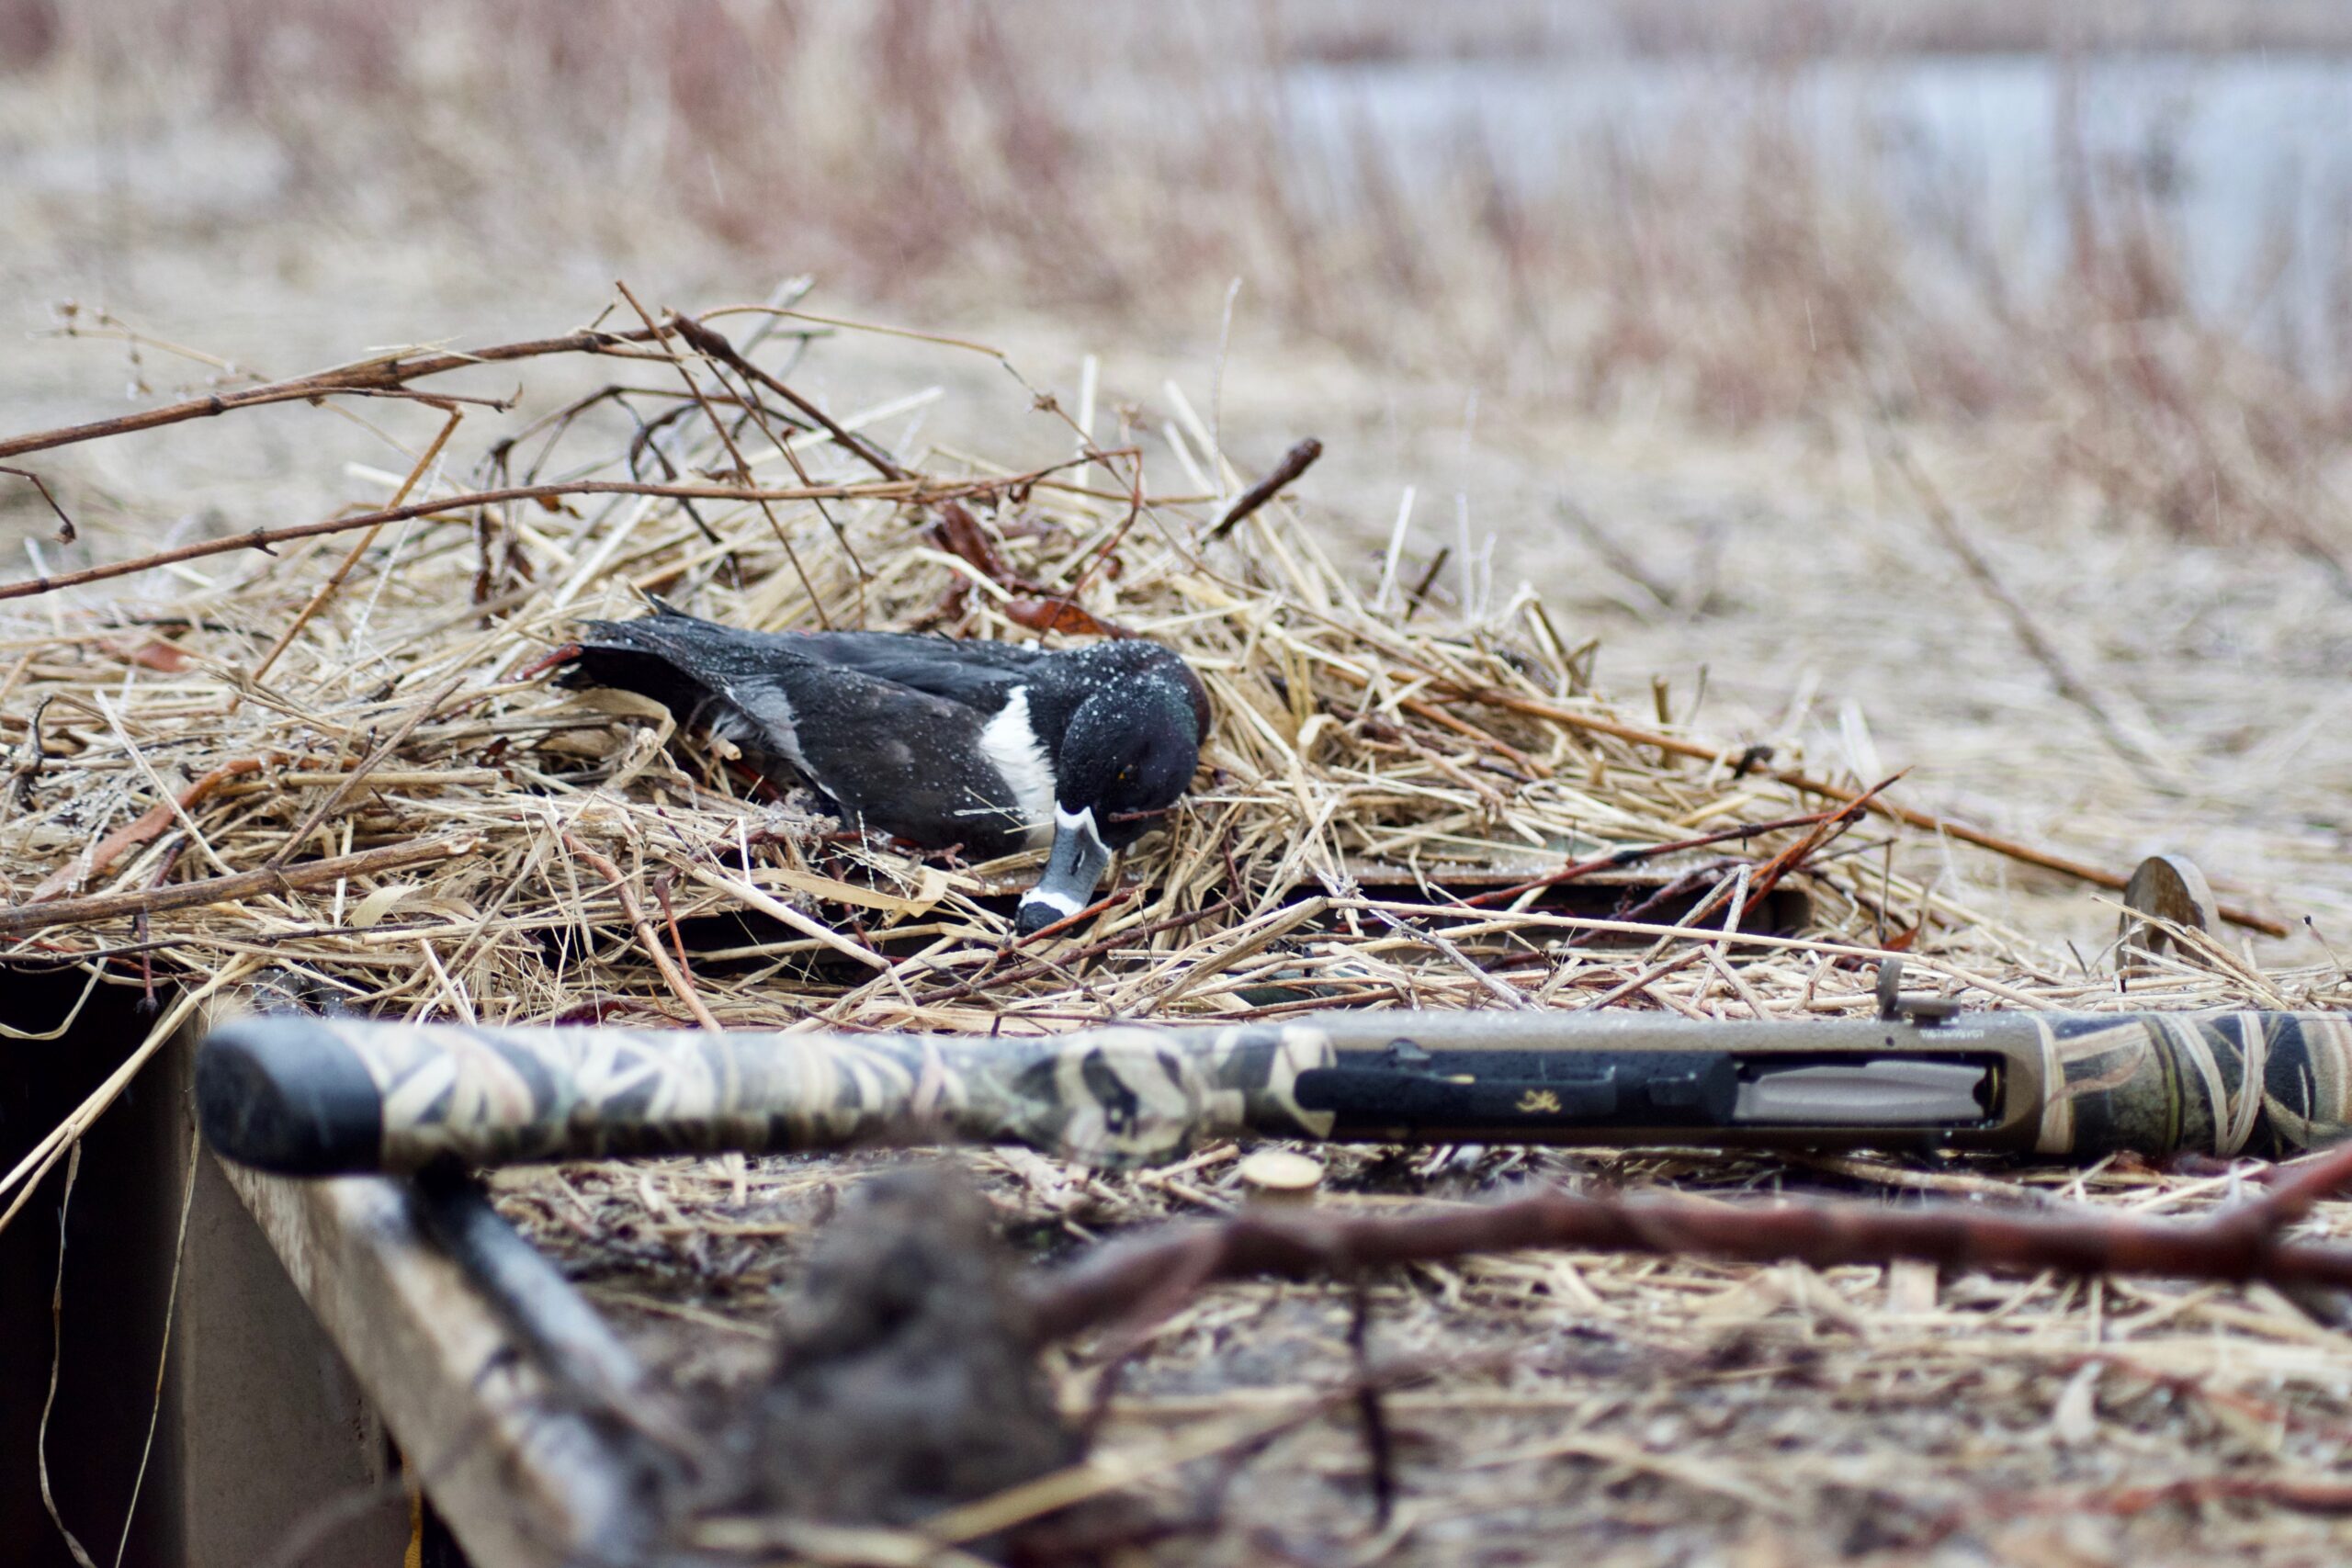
left=2032, top=1011, right=2352, bottom=1159
left=315, top=1019, right=1339, bottom=1172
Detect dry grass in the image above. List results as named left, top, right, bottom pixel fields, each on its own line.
left=5, top=12, right=2352, bottom=1558
left=0, top=292, right=2048, bottom=1152
left=1, top=296, right=2349, bottom=1561
left=497, top=1137, right=2352, bottom=1566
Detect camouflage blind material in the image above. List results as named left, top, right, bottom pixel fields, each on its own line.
left=198, top=1016, right=1337, bottom=1175
left=2031, top=1010, right=2352, bottom=1160
left=196, top=1007, right=2352, bottom=1177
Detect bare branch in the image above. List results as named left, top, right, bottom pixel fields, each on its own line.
left=0, top=326, right=670, bottom=462
left=1029, top=1154, right=2352, bottom=1342
left=0, top=836, right=479, bottom=937
left=0, top=466, right=77, bottom=543
left=1206, top=437, right=1322, bottom=542
left=667, top=314, right=907, bottom=482
left=0, top=467, right=1083, bottom=605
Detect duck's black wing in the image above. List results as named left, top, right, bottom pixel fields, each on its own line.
left=781, top=629, right=1047, bottom=708
left=558, top=615, right=1033, bottom=853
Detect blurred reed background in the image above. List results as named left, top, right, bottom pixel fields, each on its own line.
left=6, top=1, right=2350, bottom=563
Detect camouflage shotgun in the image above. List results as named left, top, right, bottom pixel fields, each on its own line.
left=198, top=967, right=2352, bottom=1176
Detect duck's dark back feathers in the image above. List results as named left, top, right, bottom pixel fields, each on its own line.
left=558, top=606, right=1210, bottom=865
left=559, top=613, right=1034, bottom=853
left=785, top=630, right=1044, bottom=707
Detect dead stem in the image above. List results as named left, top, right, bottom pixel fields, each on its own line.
left=669, top=313, right=907, bottom=482
left=1206, top=437, right=1323, bottom=542
left=563, top=830, right=725, bottom=1031
left=1028, top=1170, right=2352, bottom=1343
left=0, top=324, right=677, bottom=461
left=245, top=405, right=469, bottom=686
left=0, top=836, right=477, bottom=936
left=615, top=284, right=840, bottom=626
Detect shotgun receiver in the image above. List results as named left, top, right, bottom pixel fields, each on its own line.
left=198, top=990, right=2352, bottom=1176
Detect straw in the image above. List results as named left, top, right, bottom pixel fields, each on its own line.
left=6, top=290, right=2351, bottom=1562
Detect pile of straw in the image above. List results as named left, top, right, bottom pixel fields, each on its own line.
left=9, top=293, right=2352, bottom=1562
left=0, top=292, right=2063, bottom=1059
left=0, top=288, right=2086, bottom=1227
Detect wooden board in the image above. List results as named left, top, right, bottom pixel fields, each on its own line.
left=220, top=1162, right=632, bottom=1567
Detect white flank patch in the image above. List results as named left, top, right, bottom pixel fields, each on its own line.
left=978, top=686, right=1057, bottom=845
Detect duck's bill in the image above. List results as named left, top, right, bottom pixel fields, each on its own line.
left=1014, top=806, right=1113, bottom=936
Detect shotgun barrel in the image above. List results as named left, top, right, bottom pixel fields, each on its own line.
left=197, top=1004, right=2352, bottom=1176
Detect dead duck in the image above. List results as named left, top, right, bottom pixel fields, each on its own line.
left=553, top=604, right=1209, bottom=934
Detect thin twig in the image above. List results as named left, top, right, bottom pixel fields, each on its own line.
left=1, top=466, right=78, bottom=543
left=0, top=836, right=478, bottom=935
left=563, top=831, right=724, bottom=1030
left=0, top=464, right=1089, bottom=605
left=1677, top=773, right=1902, bottom=929
left=668, top=314, right=907, bottom=482
left=1412, top=673, right=2283, bottom=936
left=1461, top=807, right=1840, bottom=908
left=26, top=753, right=281, bottom=902
left=1206, top=437, right=1322, bottom=542
left=616, top=284, right=837, bottom=625
left=0, top=325, right=672, bottom=461
left=246, top=403, right=467, bottom=685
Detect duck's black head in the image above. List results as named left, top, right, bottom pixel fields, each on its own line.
left=1014, top=644, right=1209, bottom=935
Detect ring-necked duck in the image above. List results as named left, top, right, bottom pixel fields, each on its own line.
left=555, top=604, right=1208, bottom=934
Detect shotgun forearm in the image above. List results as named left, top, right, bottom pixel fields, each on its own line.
left=197, top=1009, right=2352, bottom=1176
left=197, top=1016, right=1333, bottom=1174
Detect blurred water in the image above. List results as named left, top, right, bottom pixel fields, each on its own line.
left=1287, top=53, right=2352, bottom=361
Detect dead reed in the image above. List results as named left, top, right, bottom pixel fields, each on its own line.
left=3, top=290, right=2349, bottom=1562
left=2, top=15, right=2347, bottom=1556
left=6, top=284, right=2326, bottom=1230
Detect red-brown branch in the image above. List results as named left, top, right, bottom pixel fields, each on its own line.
left=0, top=468, right=1085, bottom=605
left=1460, top=807, right=1842, bottom=909
left=1029, top=1140, right=2352, bottom=1342
left=24, top=753, right=281, bottom=902
left=560, top=832, right=724, bottom=1032
left=1, top=466, right=78, bottom=542
left=1677, top=771, right=1902, bottom=931
left=1431, top=677, right=2287, bottom=937
left=0, top=326, right=669, bottom=462
left=1207, top=437, right=1323, bottom=542
left=666, top=314, right=907, bottom=482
